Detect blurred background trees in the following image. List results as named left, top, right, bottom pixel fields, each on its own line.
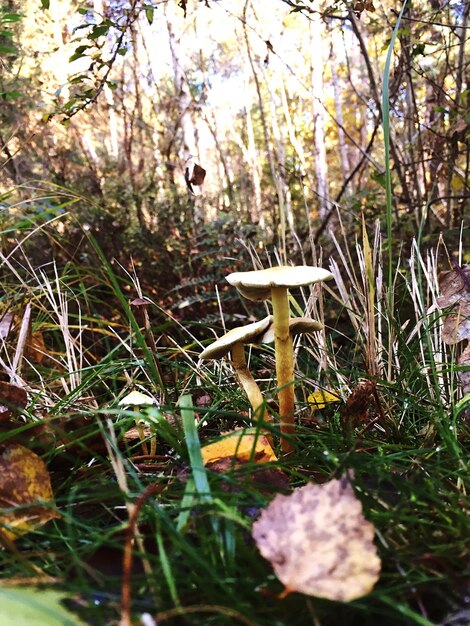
left=0, top=0, right=468, bottom=307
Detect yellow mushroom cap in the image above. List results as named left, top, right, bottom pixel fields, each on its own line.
left=258, top=317, right=323, bottom=344
left=200, top=316, right=272, bottom=360
left=226, top=266, right=333, bottom=301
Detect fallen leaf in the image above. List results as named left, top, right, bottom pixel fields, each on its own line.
left=308, top=389, right=341, bottom=411
left=442, top=301, right=470, bottom=344
left=252, top=477, right=381, bottom=602
left=0, top=444, right=59, bottom=541
left=0, top=587, right=85, bottom=625
left=0, top=382, right=27, bottom=424
left=195, top=393, right=212, bottom=408
left=437, top=265, right=470, bottom=308
left=201, top=429, right=277, bottom=466
left=458, top=342, right=470, bottom=397
left=25, top=330, right=47, bottom=363
left=342, top=380, right=376, bottom=428
left=206, top=457, right=289, bottom=495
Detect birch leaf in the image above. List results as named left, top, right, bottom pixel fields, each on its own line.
left=252, top=477, right=381, bottom=602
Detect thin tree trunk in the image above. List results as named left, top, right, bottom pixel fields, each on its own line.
left=243, top=1, right=284, bottom=245
left=310, top=12, right=330, bottom=223
left=263, top=67, right=295, bottom=233
left=93, top=0, right=119, bottom=159
left=445, top=0, right=470, bottom=226
left=329, top=38, right=349, bottom=183
left=243, top=85, right=264, bottom=226
left=166, top=10, right=202, bottom=224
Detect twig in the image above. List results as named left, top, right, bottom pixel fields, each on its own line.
left=120, top=484, right=162, bottom=626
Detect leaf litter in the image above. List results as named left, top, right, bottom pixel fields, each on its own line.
left=252, top=476, right=381, bottom=602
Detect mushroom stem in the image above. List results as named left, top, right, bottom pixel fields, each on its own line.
left=231, top=342, right=269, bottom=426
left=134, top=405, right=149, bottom=456
left=271, top=286, right=295, bottom=452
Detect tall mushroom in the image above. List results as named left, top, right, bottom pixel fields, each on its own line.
left=258, top=316, right=323, bottom=345
left=200, top=316, right=272, bottom=427
left=226, top=266, right=333, bottom=452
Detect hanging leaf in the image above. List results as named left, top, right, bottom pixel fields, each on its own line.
left=0, top=444, right=59, bottom=541
left=184, top=162, right=206, bottom=194
left=252, top=477, right=381, bottom=602
left=88, top=24, right=110, bottom=40
left=145, top=6, right=154, bottom=24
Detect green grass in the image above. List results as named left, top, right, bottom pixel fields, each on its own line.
left=0, top=191, right=469, bottom=625
left=5, top=404, right=467, bottom=625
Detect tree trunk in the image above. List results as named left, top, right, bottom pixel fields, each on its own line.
left=310, top=12, right=330, bottom=223
left=166, top=10, right=202, bottom=224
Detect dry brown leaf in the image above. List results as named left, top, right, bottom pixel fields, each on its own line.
left=0, top=444, right=59, bottom=541
left=442, top=302, right=470, bottom=345
left=458, top=343, right=470, bottom=397
left=25, top=330, right=48, bottom=364
left=0, top=382, right=27, bottom=424
left=438, top=265, right=470, bottom=308
left=252, top=477, right=381, bottom=602
left=342, top=380, right=376, bottom=428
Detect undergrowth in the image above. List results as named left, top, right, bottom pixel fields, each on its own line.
left=0, top=205, right=468, bottom=626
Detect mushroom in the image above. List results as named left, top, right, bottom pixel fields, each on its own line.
left=200, top=316, right=272, bottom=427
left=258, top=316, right=323, bottom=345
left=118, top=389, right=157, bottom=455
left=226, top=266, right=333, bottom=452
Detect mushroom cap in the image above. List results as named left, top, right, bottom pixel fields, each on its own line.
left=258, top=317, right=323, bottom=344
left=130, top=297, right=150, bottom=307
left=226, top=266, right=333, bottom=301
left=200, top=315, right=272, bottom=360
left=118, top=390, right=156, bottom=406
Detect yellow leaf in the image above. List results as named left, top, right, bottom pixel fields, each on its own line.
left=201, top=429, right=277, bottom=465
left=0, top=444, right=59, bottom=541
left=252, top=477, right=381, bottom=602
left=307, top=389, right=341, bottom=411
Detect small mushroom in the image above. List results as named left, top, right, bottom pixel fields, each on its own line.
left=227, top=266, right=333, bottom=452
left=118, top=390, right=157, bottom=455
left=200, top=316, right=272, bottom=426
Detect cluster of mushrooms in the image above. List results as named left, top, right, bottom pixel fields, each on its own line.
left=200, top=266, right=333, bottom=453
